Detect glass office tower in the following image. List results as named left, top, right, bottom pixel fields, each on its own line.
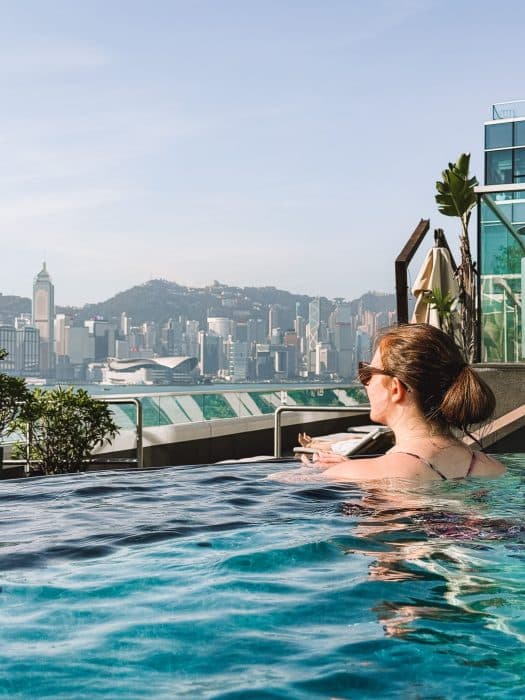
left=478, top=101, right=525, bottom=362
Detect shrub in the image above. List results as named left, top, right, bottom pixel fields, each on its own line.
left=16, top=386, right=119, bottom=475
left=0, top=349, right=30, bottom=442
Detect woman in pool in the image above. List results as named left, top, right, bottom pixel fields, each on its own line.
left=306, top=323, right=505, bottom=481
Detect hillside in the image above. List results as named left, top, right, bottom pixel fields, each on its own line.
left=0, top=280, right=396, bottom=328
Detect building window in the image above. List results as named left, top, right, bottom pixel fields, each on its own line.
left=486, top=149, right=513, bottom=184
left=514, top=148, right=525, bottom=183
left=515, top=121, right=525, bottom=147
left=485, top=122, right=513, bottom=149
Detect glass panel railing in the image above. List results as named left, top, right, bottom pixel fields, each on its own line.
left=93, top=385, right=369, bottom=427
left=287, top=388, right=342, bottom=406
left=140, top=397, right=172, bottom=427
left=248, top=392, right=276, bottom=415
left=158, top=394, right=192, bottom=424
left=193, top=394, right=237, bottom=420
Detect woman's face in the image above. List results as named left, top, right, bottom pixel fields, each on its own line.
left=366, top=348, right=392, bottom=425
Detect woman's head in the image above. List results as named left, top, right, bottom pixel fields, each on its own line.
left=374, top=323, right=495, bottom=431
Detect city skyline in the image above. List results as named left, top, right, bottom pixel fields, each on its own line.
left=1, top=262, right=394, bottom=383
left=3, top=1, right=525, bottom=305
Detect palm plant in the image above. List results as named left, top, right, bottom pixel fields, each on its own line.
left=435, top=153, right=478, bottom=361
left=423, top=287, right=457, bottom=339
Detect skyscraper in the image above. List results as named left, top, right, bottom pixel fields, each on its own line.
left=329, top=303, right=355, bottom=378
left=268, top=305, right=280, bottom=337
left=307, top=298, right=321, bottom=373
left=32, top=262, right=55, bottom=377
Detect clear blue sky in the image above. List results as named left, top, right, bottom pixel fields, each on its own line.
left=2, top=0, right=524, bottom=306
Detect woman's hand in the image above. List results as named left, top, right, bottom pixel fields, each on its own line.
left=301, top=451, right=349, bottom=470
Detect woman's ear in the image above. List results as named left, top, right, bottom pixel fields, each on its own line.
left=390, top=377, right=409, bottom=403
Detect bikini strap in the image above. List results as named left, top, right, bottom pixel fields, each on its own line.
left=393, top=451, right=448, bottom=481
left=466, top=451, right=477, bottom=477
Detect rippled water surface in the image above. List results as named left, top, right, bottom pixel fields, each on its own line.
left=1, top=455, right=525, bottom=699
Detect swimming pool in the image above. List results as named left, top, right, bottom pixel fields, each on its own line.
left=1, top=455, right=524, bottom=698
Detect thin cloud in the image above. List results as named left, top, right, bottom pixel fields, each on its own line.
left=0, top=189, right=125, bottom=222
left=0, top=42, right=108, bottom=74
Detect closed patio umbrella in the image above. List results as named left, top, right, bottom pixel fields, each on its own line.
left=411, top=242, right=459, bottom=328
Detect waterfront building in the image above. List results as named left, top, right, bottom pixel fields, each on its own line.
left=84, top=320, right=116, bottom=361
left=54, top=313, right=67, bottom=357
left=115, top=339, right=130, bottom=359
left=199, top=331, right=222, bottom=376
left=273, top=347, right=288, bottom=377
left=207, top=317, right=233, bottom=340
left=184, top=320, right=200, bottom=358
left=14, top=314, right=32, bottom=330
left=142, top=322, right=157, bottom=351
left=247, top=318, right=265, bottom=345
left=101, top=356, right=198, bottom=385
left=268, top=305, right=280, bottom=337
left=225, top=338, right=249, bottom=381
left=159, top=318, right=183, bottom=356
left=19, top=327, right=40, bottom=375
left=315, top=342, right=337, bottom=377
left=329, top=303, right=355, bottom=379
left=355, top=329, right=372, bottom=365
left=65, top=326, right=92, bottom=365
left=0, top=325, right=40, bottom=375
left=294, top=314, right=305, bottom=341
left=270, top=328, right=283, bottom=345
left=32, top=262, right=55, bottom=377
left=119, top=312, right=129, bottom=338
left=255, top=344, right=273, bottom=380
left=307, top=298, right=321, bottom=374
left=272, top=343, right=297, bottom=379
left=478, top=100, right=525, bottom=362
left=0, top=326, right=17, bottom=371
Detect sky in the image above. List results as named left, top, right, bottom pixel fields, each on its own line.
left=2, top=0, right=525, bottom=307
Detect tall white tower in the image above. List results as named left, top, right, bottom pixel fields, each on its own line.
left=32, top=262, right=55, bottom=376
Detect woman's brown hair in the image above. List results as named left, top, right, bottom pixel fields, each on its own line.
left=375, top=323, right=495, bottom=432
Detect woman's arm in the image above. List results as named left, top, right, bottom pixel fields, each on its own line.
left=302, top=450, right=388, bottom=480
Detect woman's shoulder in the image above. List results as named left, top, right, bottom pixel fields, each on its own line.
left=322, top=452, right=433, bottom=481
left=319, top=448, right=506, bottom=482
left=471, top=451, right=506, bottom=477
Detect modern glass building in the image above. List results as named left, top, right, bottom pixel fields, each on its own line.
left=478, top=101, right=525, bottom=362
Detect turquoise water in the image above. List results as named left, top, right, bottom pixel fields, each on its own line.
left=1, top=456, right=525, bottom=698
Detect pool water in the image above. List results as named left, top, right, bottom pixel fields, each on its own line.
left=1, top=455, right=525, bottom=699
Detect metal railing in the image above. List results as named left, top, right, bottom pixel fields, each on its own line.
left=273, top=405, right=371, bottom=458
left=98, top=397, right=143, bottom=469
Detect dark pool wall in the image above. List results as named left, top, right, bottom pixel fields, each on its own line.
left=102, top=413, right=381, bottom=469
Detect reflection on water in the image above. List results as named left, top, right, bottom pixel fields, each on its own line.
left=337, top=474, right=525, bottom=642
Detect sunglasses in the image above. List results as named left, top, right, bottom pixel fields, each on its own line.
left=357, top=362, right=410, bottom=391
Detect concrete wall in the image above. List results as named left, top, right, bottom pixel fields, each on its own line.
left=474, top=365, right=525, bottom=452
left=475, top=364, right=525, bottom=419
